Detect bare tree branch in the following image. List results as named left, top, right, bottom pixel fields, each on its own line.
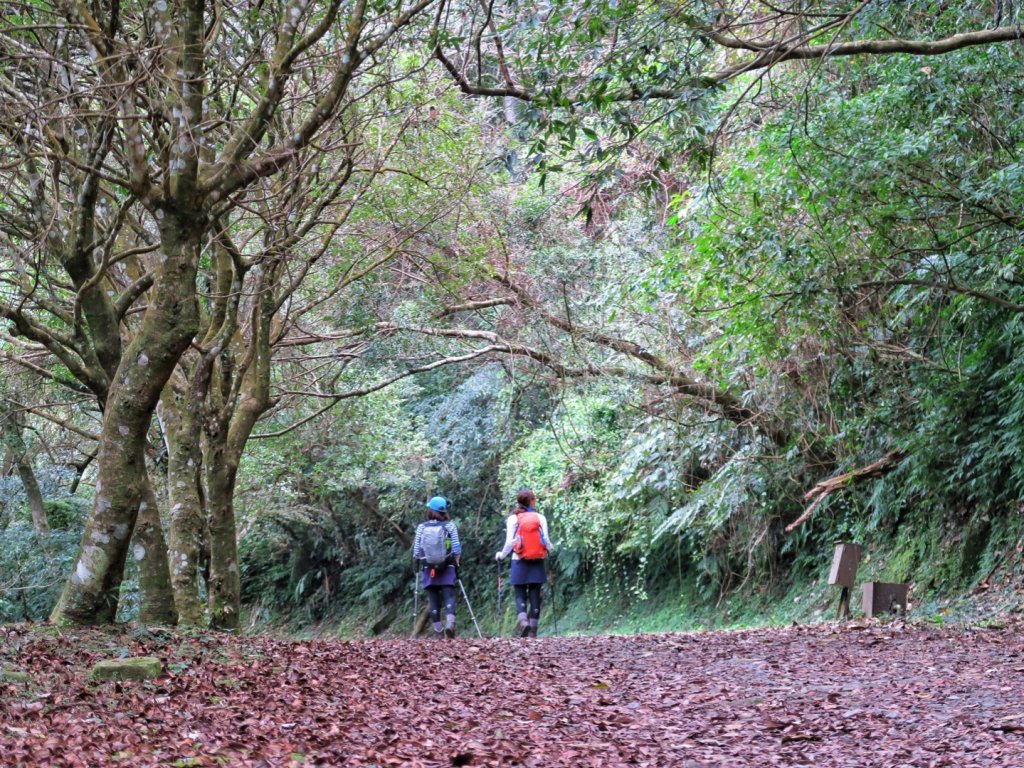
left=786, top=450, right=907, bottom=532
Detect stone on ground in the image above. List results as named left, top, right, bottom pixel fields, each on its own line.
left=89, top=657, right=162, bottom=681
left=1, top=667, right=30, bottom=683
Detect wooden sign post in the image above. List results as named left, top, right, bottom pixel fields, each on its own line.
left=828, top=542, right=862, bottom=619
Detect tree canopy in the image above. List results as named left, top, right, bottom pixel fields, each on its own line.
left=1, top=0, right=1023, bottom=631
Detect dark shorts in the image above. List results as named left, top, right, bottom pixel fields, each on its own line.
left=510, top=558, right=547, bottom=586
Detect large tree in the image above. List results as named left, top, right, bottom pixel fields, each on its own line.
left=0, top=0, right=439, bottom=625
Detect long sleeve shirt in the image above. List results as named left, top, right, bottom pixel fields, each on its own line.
left=412, top=520, right=462, bottom=561
left=498, top=511, right=552, bottom=560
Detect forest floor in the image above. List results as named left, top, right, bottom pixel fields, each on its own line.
left=2, top=621, right=1023, bottom=767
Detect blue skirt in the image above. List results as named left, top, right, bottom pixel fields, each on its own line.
left=510, top=558, right=547, bottom=586
left=422, top=564, right=456, bottom=588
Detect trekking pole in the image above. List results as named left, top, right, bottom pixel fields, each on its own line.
left=496, top=561, right=502, bottom=637
left=547, top=566, right=558, bottom=637
left=457, top=579, right=483, bottom=638
left=412, top=568, right=420, bottom=637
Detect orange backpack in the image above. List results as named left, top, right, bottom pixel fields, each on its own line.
left=513, top=511, right=547, bottom=560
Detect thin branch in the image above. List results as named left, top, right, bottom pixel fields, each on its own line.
left=709, top=24, right=1024, bottom=83
left=434, top=297, right=516, bottom=317
left=253, top=344, right=503, bottom=439
left=7, top=399, right=101, bottom=442
left=860, top=278, right=1024, bottom=313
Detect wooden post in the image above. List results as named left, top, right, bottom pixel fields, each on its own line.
left=411, top=607, right=431, bottom=638
left=828, top=543, right=862, bottom=619
left=837, top=586, right=851, bottom=619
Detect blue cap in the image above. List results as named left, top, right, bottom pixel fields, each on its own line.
left=426, top=496, right=448, bottom=512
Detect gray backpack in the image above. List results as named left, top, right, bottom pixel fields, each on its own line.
left=420, top=521, right=450, bottom=566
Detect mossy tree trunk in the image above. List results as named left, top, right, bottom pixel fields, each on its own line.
left=204, top=439, right=241, bottom=630
left=135, top=479, right=178, bottom=624
left=51, top=213, right=201, bottom=625
left=158, top=382, right=206, bottom=626
left=204, top=258, right=276, bottom=631
left=14, top=454, right=49, bottom=538
left=0, top=402, right=50, bottom=537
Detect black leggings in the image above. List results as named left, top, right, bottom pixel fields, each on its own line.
left=426, top=585, right=456, bottom=623
left=514, top=584, right=542, bottom=620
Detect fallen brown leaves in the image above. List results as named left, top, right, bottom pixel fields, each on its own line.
left=2, top=622, right=1023, bottom=766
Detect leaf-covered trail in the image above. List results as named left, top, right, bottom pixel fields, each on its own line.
left=2, top=623, right=1023, bottom=766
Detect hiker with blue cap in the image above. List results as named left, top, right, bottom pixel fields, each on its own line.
left=412, top=496, right=462, bottom=638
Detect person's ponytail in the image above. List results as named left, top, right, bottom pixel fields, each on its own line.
left=516, top=488, right=536, bottom=511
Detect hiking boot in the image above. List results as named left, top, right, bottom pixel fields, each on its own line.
left=443, top=626, right=456, bottom=639
left=526, top=626, right=537, bottom=638
left=516, top=618, right=530, bottom=638
left=433, top=630, right=445, bottom=639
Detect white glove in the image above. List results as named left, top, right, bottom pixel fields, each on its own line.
left=495, top=551, right=505, bottom=561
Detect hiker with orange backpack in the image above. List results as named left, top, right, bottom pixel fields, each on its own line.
left=495, top=488, right=552, bottom=637
left=413, top=496, right=462, bottom=638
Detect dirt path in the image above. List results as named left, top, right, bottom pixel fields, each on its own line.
left=2, top=623, right=1023, bottom=766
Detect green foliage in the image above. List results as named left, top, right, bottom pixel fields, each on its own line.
left=502, top=387, right=698, bottom=601
left=627, top=42, right=1024, bottom=610
left=902, top=311, right=1024, bottom=516
left=0, top=471, right=92, bottom=622
left=0, top=522, right=82, bottom=622
left=44, top=498, right=91, bottom=530
left=416, top=366, right=509, bottom=490
left=238, top=369, right=513, bottom=622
